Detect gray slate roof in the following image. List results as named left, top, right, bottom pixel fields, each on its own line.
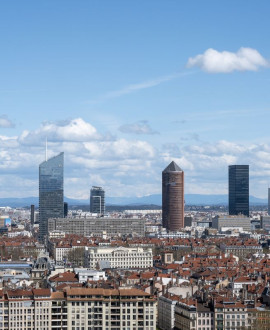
left=163, top=161, right=183, bottom=172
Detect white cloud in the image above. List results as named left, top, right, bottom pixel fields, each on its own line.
left=0, top=115, right=15, bottom=128
left=187, top=47, right=269, bottom=73
left=2, top=117, right=270, bottom=199
left=0, top=118, right=157, bottom=198
left=119, top=120, right=158, bottom=135
left=19, top=118, right=100, bottom=145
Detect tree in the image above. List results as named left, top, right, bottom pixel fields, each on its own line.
left=67, top=247, right=85, bottom=267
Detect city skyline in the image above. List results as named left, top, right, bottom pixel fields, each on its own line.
left=0, top=1, right=270, bottom=199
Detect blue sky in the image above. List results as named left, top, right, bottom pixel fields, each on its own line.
left=1, top=0, right=270, bottom=199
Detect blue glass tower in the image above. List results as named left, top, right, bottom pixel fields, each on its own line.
left=39, top=152, right=64, bottom=242
left=228, top=165, right=249, bottom=217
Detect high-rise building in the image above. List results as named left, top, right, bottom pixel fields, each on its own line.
left=90, top=186, right=105, bottom=214
left=162, top=161, right=184, bottom=231
left=30, top=204, right=35, bottom=225
left=228, top=165, right=249, bottom=217
left=39, top=152, right=64, bottom=242
left=64, top=202, right=68, bottom=217
left=268, top=188, right=270, bottom=215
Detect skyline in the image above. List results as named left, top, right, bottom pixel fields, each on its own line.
left=1, top=1, right=270, bottom=199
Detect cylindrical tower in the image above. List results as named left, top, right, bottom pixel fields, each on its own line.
left=162, top=161, right=184, bottom=231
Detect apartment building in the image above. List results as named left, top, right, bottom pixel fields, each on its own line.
left=158, top=294, right=179, bottom=330
left=0, top=287, right=156, bottom=330
left=85, top=246, right=153, bottom=269
left=48, top=217, right=146, bottom=238
left=65, top=287, right=156, bottom=330
left=214, top=301, right=251, bottom=330
left=0, top=289, right=52, bottom=330
left=174, top=299, right=214, bottom=330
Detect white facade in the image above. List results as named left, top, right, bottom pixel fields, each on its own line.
left=54, top=246, right=71, bottom=263
left=158, top=295, right=178, bottom=330
left=85, top=246, right=153, bottom=269
left=74, top=268, right=107, bottom=283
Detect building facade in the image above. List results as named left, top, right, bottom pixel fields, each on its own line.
left=262, top=216, right=270, bottom=232
left=90, top=186, right=105, bottom=215
left=228, top=165, right=249, bottom=217
left=48, top=217, right=145, bottom=237
left=85, top=246, right=153, bottom=269
left=30, top=205, right=35, bottom=225
left=158, top=294, right=179, bottom=330
left=39, top=152, right=64, bottom=242
left=212, top=215, right=251, bottom=232
left=162, top=161, right=184, bottom=231
left=0, top=287, right=156, bottom=330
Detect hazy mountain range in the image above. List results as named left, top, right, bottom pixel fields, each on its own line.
left=0, top=194, right=267, bottom=208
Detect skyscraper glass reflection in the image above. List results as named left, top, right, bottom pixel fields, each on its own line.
left=90, top=186, right=105, bottom=215
left=228, top=165, right=249, bottom=217
left=39, top=152, right=64, bottom=242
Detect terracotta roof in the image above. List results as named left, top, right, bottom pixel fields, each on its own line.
left=32, top=289, right=51, bottom=297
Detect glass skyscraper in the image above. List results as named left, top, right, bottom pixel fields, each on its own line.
left=90, top=186, right=105, bottom=215
left=228, top=165, right=249, bottom=217
left=39, top=152, right=64, bottom=242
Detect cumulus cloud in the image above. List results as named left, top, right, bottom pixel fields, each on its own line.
left=2, top=117, right=270, bottom=199
left=118, top=121, right=158, bottom=135
left=161, top=140, right=270, bottom=198
left=19, top=118, right=100, bottom=145
left=0, top=115, right=15, bottom=128
left=0, top=118, right=158, bottom=198
left=187, top=47, right=269, bottom=73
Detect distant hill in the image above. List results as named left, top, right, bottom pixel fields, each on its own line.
left=0, top=194, right=267, bottom=208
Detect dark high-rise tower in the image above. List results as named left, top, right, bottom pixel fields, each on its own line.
left=90, top=186, right=105, bottom=215
left=228, top=165, right=249, bottom=217
left=162, top=161, right=184, bottom=231
left=64, top=202, right=68, bottom=217
left=30, top=204, right=35, bottom=225
left=39, top=152, right=64, bottom=242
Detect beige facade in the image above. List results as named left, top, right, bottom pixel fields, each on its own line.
left=85, top=246, right=153, bottom=269
left=0, top=287, right=156, bottom=330
left=0, top=289, right=52, bottom=330
left=174, top=300, right=214, bottom=330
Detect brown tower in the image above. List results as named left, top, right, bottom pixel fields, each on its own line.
left=162, top=161, right=184, bottom=231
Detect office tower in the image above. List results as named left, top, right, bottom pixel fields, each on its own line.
left=162, top=161, right=184, bottom=231
left=64, top=202, right=68, bottom=217
left=228, top=165, right=249, bottom=217
left=90, top=186, right=105, bottom=214
left=39, top=152, right=64, bottom=242
left=268, top=188, right=270, bottom=215
left=30, top=204, right=35, bottom=225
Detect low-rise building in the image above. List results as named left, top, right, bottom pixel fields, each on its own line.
left=85, top=246, right=153, bottom=270
left=74, top=268, right=107, bottom=283
left=48, top=217, right=146, bottom=237
left=175, top=299, right=214, bottom=330
left=212, top=215, right=251, bottom=232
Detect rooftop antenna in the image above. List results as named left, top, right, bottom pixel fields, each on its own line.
left=45, top=137, right=48, bottom=161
